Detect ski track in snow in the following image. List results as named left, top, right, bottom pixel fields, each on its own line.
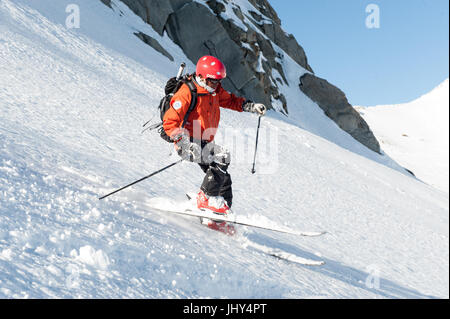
left=0, top=0, right=448, bottom=298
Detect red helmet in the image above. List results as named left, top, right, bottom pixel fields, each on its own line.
left=196, top=56, right=226, bottom=80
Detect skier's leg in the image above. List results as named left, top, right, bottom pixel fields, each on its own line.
left=196, top=143, right=233, bottom=214
left=219, top=172, right=232, bottom=207
left=200, top=162, right=228, bottom=197
left=208, top=143, right=232, bottom=207
left=198, top=163, right=209, bottom=173
left=197, top=142, right=224, bottom=195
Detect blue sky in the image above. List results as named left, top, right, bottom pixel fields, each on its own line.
left=269, top=0, right=449, bottom=106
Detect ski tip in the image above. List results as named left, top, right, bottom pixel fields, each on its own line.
left=299, top=261, right=325, bottom=267
left=296, top=258, right=325, bottom=266
left=299, top=231, right=327, bottom=237
left=313, top=261, right=326, bottom=266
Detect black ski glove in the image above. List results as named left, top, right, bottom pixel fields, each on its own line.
left=243, top=101, right=267, bottom=116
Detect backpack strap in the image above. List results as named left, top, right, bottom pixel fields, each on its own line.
left=180, top=77, right=210, bottom=129
left=181, top=79, right=197, bottom=129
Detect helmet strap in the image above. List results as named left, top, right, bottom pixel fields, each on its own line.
left=195, top=75, right=216, bottom=93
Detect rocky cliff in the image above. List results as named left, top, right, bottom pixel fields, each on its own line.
left=102, top=0, right=380, bottom=154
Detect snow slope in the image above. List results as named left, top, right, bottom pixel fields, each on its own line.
left=357, top=79, right=449, bottom=193
left=0, top=0, right=448, bottom=298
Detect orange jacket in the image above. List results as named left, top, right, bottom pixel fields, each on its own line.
left=163, top=80, right=245, bottom=142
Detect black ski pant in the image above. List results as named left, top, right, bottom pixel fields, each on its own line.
left=198, top=142, right=233, bottom=207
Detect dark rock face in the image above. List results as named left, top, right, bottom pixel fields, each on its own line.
left=120, top=0, right=190, bottom=36
left=300, top=73, right=381, bottom=154
left=102, top=0, right=381, bottom=153
left=100, top=0, right=111, bottom=8
left=134, top=32, right=174, bottom=61
left=165, top=2, right=253, bottom=92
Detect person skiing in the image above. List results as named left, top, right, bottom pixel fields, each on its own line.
left=162, top=55, right=267, bottom=218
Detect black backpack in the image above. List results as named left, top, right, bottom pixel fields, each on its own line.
left=157, top=74, right=207, bottom=142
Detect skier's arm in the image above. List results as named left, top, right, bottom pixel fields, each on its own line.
left=217, top=86, right=245, bottom=112
left=243, top=101, right=267, bottom=116
left=163, top=84, right=192, bottom=140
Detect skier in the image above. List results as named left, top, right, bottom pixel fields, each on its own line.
left=163, top=55, right=266, bottom=218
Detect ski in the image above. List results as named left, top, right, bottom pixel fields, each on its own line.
left=186, top=194, right=237, bottom=235
left=145, top=201, right=326, bottom=238
left=184, top=193, right=325, bottom=237
left=241, top=239, right=325, bottom=266
left=200, top=217, right=237, bottom=236
left=142, top=200, right=325, bottom=266
left=147, top=205, right=325, bottom=265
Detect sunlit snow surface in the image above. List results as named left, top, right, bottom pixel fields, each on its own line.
left=357, top=79, right=449, bottom=194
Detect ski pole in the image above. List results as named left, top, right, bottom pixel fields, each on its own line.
left=176, top=62, right=186, bottom=80
left=98, top=159, right=183, bottom=200
left=142, top=62, right=186, bottom=130
left=251, top=115, right=262, bottom=174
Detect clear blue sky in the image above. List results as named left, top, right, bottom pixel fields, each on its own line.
left=269, top=0, right=449, bottom=106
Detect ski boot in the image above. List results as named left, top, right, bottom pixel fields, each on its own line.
left=197, top=190, right=235, bottom=235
